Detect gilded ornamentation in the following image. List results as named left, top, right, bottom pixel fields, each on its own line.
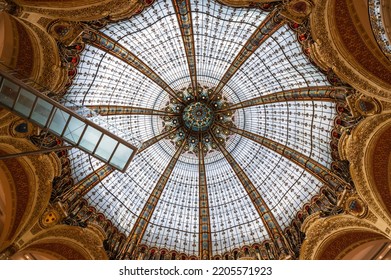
left=345, top=196, right=368, bottom=218
left=0, top=136, right=56, bottom=244
left=87, top=224, right=107, bottom=242
left=11, top=18, right=35, bottom=79
left=0, top=110, right=19, bottom=131
left=30, top=222, right=42, bottom=235
left=310, top=0, right=391, bottom=100
left=300, top=215, right=385, bottom=259
left=332, top=231, right=386, bottom=259
left=341, top=113, right=391, bottom=225
left=368, top=0, right=391, bottom=62
left=21, top=224, right=108, bottom=260
left=9, top=119, right=36, bottom=138
left=280, top=0, right=314, bottom=24
left=0, top=0, right=8, bottom=12
left=39, top=208, right=61, bottom=229
left=365, top=210, right=378, bottom=224
left=47, top=20, right=84, bottom=46
left=36, top=16, right=53, bottom=29
left=300, top=212, right=321, bottom=233
left=18, top=0, right=145, bottom=22
left=216, top=0, right=279, bottom=9
left=18, top=19, right=68, bottom=93
left=346, top=93, right=382, bottom=117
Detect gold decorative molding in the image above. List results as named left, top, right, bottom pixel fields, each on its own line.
left=310, top=0, right=391, bottom=101
left=216, top=0, right=279, bottom=8
left=300, top=212, right=321, bottom=234
left=346, top=94, right=382, bottom=118
left=47, top=19, right=84, bottom=46
left=87, top=224, right=107, bottom=242
left=280, top=0, right=314, bottom=24
left=8, top=119, right=35, bottom=138
left=300, top=215, right=385, bottom=259
left=0, top=136, right=56, bottom=245
left=0, top=109, right=19, bottom=131
left=17, top=0, right=144, bottom=22
left=345, top=195, right=368, bottom=218
left=21, top=224, right=108, bottom=260
left=343, top=113, right=391, bottom=227
left=17, top=18, right=67, bottom=93
left=365, top=210, right=379, bottom=224
left=39, top=207, right=61, bottom=229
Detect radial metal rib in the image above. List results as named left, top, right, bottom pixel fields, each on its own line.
left=220, top=124, right=350, bottom=190
left=198, top=135, right=212, bottom=259
left=210, top=129, right=290, bottom=254
left=217, top=87, right=348, bottom=112
left=120, top=135, right=188, bottom=258
left=87, top=105, right=179, bottom=116
left=173, top=0, right=198, bottom=93
left=209, top=9, right=285, bottom=100
left=83, top=29, right=184, bottom=104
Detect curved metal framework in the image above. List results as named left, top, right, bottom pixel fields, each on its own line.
left=62, top=0, right=352, bottom=259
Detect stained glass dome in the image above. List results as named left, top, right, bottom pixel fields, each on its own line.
left=63, top=0, right=346, bottom=259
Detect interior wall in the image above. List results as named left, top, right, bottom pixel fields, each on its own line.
left=382, top=0, right=391, bottom=40
left=0, top=11, right=67, bottom=93
left=0, top=167, right=9, bottom=241
left=0, top=11, right=35, bottom=78
left=0, top=157, right=16, bottom=251
left=13, top=0, right=106, bottom=8
left=13, top=0, right=143, bottom=22
left=366, top=119, right=391, bottom=219
left=310, top=0, right=391, bottom=100
left=342, top=239, right=391, bottom=260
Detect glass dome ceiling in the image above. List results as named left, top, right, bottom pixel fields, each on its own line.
left=64, top=0, right=343, bottom=258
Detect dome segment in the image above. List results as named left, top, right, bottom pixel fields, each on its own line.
left=63, top=0, right=346, bottom=259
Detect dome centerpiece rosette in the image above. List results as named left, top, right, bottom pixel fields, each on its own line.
left=161, top=85, right=235, bottom=155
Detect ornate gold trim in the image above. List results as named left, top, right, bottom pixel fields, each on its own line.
left=300, top=215, right=385, bottom=259
left=21, top=224, right=108, bottom=260
left=343, top=113, right=391, bottom=226
left=310, top=0, right=391, bottom=101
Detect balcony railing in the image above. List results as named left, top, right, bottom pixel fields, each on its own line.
left=369, top=0, right=391, bottom=61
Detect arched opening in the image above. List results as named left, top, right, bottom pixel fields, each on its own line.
left=342, top=239, right=391, bottom=260
left=10, top=249, right=57, bottom=260
left=0, top=148, right=30, bottom=252
left=0, top=164, right=11, bottom=247
left=300, top=215, right=390, bottom=260
left=366, top=120, right=391, bottom=218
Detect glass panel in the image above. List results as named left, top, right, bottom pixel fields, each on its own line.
left=79, top=125, right=102, bottom=153
left=30, top=98, right=53, bottom=126
left=0, top=79, right=19, bottom=108
left=94, top=135, right=118, bottom=161
left=62, top=0, right=338, bottom=255
left=48, top=109, right=70, bottom=136
left=110, top=143, right=133, bottom=170
left=14, top=89, right=36, bottom=117
left=63, top=117, right=86, bottom=144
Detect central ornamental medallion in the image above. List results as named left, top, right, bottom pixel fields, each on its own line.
left=160, top=85, right=237, bottom=156
left=182, top=102, right=214, bottom=132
